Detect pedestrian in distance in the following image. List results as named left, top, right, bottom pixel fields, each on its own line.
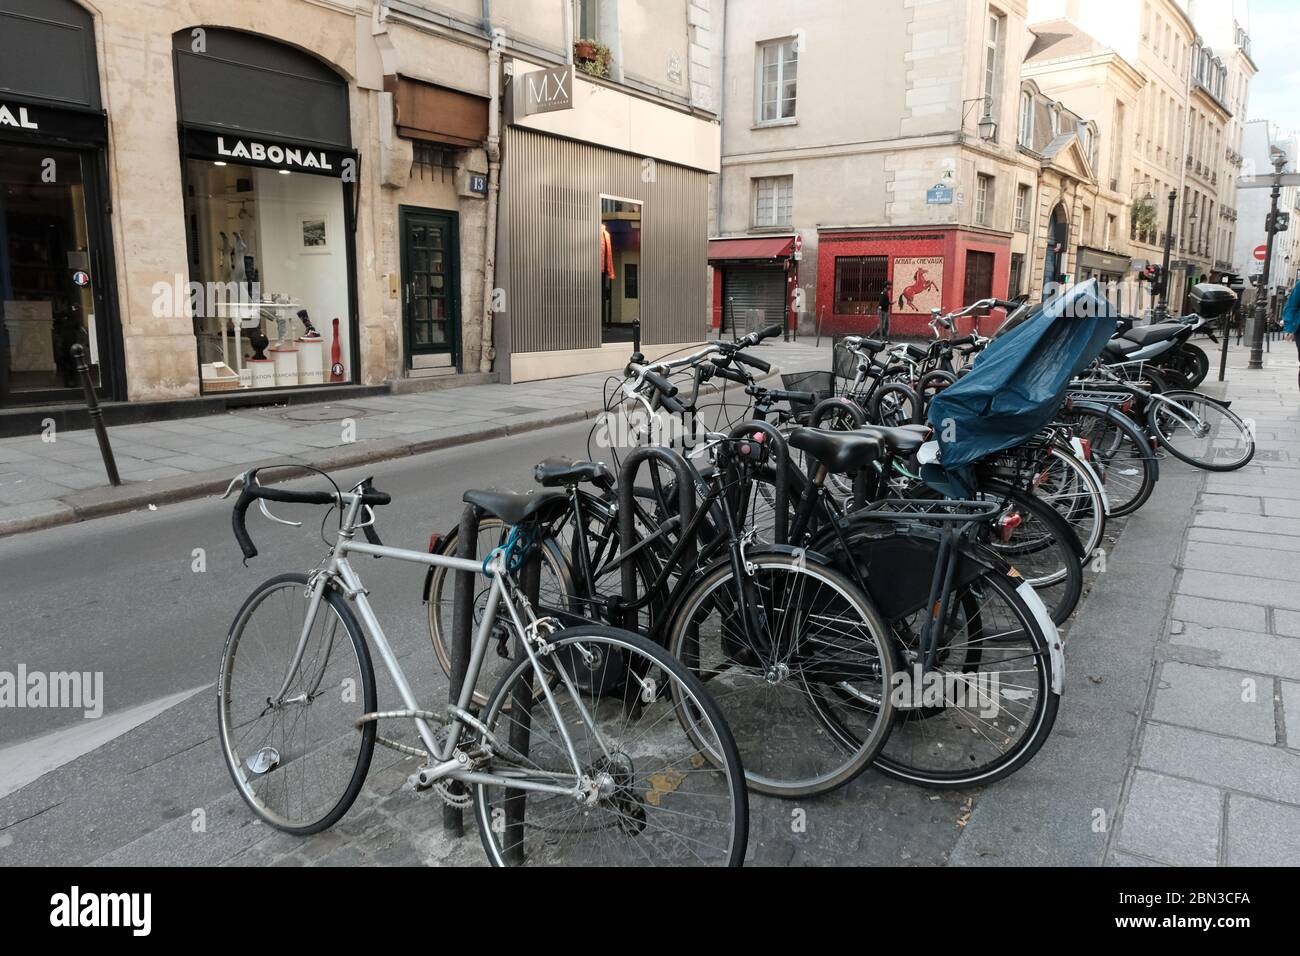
left=878, top=281, right=892, bottom=340
left=1282, top=281, right=1300, bottom=388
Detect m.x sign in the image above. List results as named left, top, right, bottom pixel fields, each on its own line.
left=518, top=66, right=574, bottom=116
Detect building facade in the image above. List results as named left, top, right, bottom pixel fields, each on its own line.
left=1018, top=18, right=1143, bottom=307
left=710, top=0, right=1033, bottom=339
left=0, top=0, right=720, bottom=411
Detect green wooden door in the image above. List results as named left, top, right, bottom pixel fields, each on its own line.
left=401, top=208, right=459, bottom=368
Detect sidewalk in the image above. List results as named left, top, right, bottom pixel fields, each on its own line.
left=1104, top=341, right=1300, bottom=866
left=0, top=339, right=830, bottom=538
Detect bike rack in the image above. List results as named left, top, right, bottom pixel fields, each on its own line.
left=726, top=419, right=790, bottom=545
left=617, top=446, right=697, bottom=627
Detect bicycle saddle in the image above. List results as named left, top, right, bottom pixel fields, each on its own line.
left=463, top=488, right=569, bottom=526
left=788, top=427, right=883, bottom=474
left=857, top=423, right=930, bottom=455
left=533, top=458, right=614, bottom=488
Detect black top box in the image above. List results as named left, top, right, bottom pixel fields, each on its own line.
left=1189, top=283, right=1237, bottom=319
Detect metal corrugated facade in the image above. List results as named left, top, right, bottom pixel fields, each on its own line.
left=503, top=126, right=709, bottom=353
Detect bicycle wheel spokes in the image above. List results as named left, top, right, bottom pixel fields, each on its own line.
left=672, top=555, right=894, bottom=796
left=873, top=574, right=1056, bottom=787
left=475, top=629, right=745, bottom=866
left=220, top=576, right=374, bottom=833
left=1152, top=393, right=1254, bottom=470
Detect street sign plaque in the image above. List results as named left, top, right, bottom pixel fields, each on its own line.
left=1237, top=173, right=1300, bottom=189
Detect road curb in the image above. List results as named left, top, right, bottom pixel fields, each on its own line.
left=0, top=368, right=782, bottom=541
left=0, top=405, right=605, bottom=540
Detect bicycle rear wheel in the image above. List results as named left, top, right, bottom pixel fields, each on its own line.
left=426, top=517, right=570, bottom=706
left=976, top=481, right=1083, bottom=626
left=666, top=552, right=896, bottom=798
left=473, top=625, right=748, bottom=866
left=1058, top=403, right=1157, bottom=517
left=1036, top=444, right=1106, bottom=559
left=1149, top=390, right=1255, bottom=471
left=218, top=573, right=376, bottom=835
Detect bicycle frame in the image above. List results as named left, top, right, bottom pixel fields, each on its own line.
left=276, top=492, right=594, bottom=801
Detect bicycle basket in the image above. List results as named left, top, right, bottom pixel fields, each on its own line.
left=781, top=370, right=834, bottom=413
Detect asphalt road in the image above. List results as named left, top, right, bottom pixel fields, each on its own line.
left=0, top=419, right=602, bottom=748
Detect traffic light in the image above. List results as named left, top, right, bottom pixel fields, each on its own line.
left=1142, top=263, right=1166, bottom=296
left=1266, top=211, right=1291, bottom=234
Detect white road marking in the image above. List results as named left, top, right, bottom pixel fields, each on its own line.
left=0, top=684, right=210, bottom=800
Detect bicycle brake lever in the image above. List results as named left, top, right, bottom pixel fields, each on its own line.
left=258, top=497, right=303, bottom=528
left=220, top=474, right=244, bottom=500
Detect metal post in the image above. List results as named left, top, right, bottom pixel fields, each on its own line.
left=502, top=545, right=539, bottom=865
left=1218, top=301, right=1233, bottom=383
left=1154, top=190, right=1177, bottom=322
left=69, top=344, right=120, bottom=486
left=1250, top=166, right=1285, bottom=369
left=444, top=503, right=480, bottom=837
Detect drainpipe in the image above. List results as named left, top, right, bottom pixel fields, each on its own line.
left=479, top=1, right=501, bottom=373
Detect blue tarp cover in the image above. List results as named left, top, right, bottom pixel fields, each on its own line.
left=925, top=280, right=1118, bottom=486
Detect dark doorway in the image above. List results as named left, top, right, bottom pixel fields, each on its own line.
left=401, top=207, right=460, bottom=370
left=1043, top=204, right=1068, bottom=292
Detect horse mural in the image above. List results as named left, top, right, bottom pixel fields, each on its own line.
left=897, top=267, right=940, bottom=311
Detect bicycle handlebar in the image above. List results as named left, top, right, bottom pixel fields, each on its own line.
left=229, top=468, right=391, bottom=561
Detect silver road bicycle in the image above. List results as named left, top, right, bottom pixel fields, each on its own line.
left=217, top=467, right=748, bottom=866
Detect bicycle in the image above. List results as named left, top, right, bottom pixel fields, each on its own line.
left=217, top=467, right=748, bottom=866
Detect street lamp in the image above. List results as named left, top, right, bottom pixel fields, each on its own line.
left=1154, top=189, right=1178, bottom=321
left=1189, top=209, right=1200, bottom=262
left=961, top=96, right=999, bottom=141
left=1248, top=149, right=1290, bottom=369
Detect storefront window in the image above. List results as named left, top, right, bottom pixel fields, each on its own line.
left=600, top=196, right=641, bottom=344
left=833, top=255, right=887, bottom=315
left=183, top=156, right=352, bottom=392
left=0, top=145, right=101, bottom=396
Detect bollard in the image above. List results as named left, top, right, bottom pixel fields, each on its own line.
left=443, top=503, right=480, bottom=837
left=69, top=344, right=120, bottom=486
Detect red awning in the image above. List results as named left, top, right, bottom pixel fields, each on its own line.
left=708, top=237, right=794, bottom=261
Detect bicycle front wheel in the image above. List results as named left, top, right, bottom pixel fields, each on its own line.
left=218, top=573, right=376, bottom=835
left=1149, top=390, right=1255, bottom=471
left=473, top=625, right=748, bottom=866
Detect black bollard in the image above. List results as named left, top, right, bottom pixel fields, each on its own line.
left=69, top=344, right=120, bottom=486
left=502, top=545, right=540, bottom=865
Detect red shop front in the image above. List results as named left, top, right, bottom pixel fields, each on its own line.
left=815, top=227, right=1011, bottom=337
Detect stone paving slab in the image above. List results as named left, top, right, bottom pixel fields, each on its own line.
left=1116, top=770, right=1222, bottom=866
left=1224, top=795, right=1300, bottom=866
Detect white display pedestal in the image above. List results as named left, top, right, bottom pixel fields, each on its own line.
left=248, top=358, right=276, bottom=389
left=296, top=337, right=325, bottom=386
left=270, top=347, right=299, bottom=387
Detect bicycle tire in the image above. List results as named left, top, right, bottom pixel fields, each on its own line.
left=1059, top=402, right=1157, bottom=517
left=473, top=624, right=749, bottom=867
left=426, top=517, right=572, bottom=707
left=868, top=381, right=924, bottom=426
left=666, top=550, right=896, bottom=798
left=1148, top=390, right=1255, bottom=471
left=218, top=572, right=376, bottom=835
left=976, top=480, right=1084, bottom=626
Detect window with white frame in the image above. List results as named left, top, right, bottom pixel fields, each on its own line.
left=1015, top=183, right=1031, bottom=231
left=756, top=38, right=798, bottom=123
left=976, top=174, right=993, bottom=226
left=752, top=175, right=793, bottom=227
left=1019, top=90, right=1034, bottom=146
left=984, top=11, right=1005, bottom=123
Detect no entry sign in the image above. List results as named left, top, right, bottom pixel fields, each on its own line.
left=1254, top=245, right=1268, bottom=261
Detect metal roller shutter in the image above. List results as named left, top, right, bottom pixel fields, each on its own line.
left=721, top=266, right=786, bottom=334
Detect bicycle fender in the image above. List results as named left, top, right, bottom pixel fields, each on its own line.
left=1013, top=578, right=1064, bottom=696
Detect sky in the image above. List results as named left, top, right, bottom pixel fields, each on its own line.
left=1244, top=0, right=1300, bottom=132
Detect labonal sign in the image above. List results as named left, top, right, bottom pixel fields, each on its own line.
left=894, top=257, right=944, bottom=314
